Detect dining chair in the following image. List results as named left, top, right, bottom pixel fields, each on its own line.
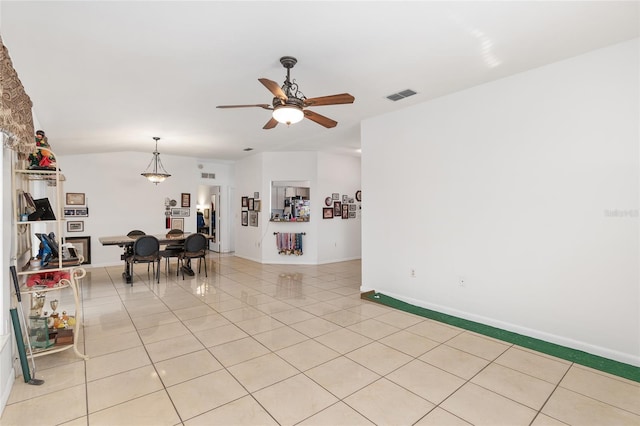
left=177, top=233, right=208, bottom=280
left=126, top=235, right=160, bottom=284
left=127, top=230, right=146, bottom=237
left=159, top=229, right=184, bottom=275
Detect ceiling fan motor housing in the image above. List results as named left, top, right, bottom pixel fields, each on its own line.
left=272, top=97, right=303, bottom=109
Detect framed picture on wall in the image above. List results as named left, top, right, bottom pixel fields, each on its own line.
left=66, top=192, right=85, bottom=205
left=342, top=203, right=349, bottom=219
left=66, top=220, right=84, bottom=232
left=323, top=207, right=334, bottom=219
left=181, top=193, right=191, bottom=207
left=242, top=196, right=248, bottom=209
left=333, top=201, right=341, bottom=217
left=74, top=207, right=89, bottom=217
left=171, top=208, right=190, bottom=217
left=249, top=211, right=258, bottom=227
left=204, top=208, right=210, bottom=219
left=172, top=217, right=184, bottom=230
left=248, top=198, right=254, bottom=211
left=254, top=200, right=261, bottom=212
left=241, top=211, right=248, bottom=226
left=64, top=236, right=91, bottom=265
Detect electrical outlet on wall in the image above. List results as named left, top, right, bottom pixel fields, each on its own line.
left=458, top=276, right=466, bottom=287
left=410, top=269, right=416, bottom=278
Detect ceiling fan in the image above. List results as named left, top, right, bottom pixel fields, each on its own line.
left=216, top=56, right=355, bottom=129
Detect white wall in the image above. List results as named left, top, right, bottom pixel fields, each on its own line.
left=57, top=152, right=235, bottom=266
left=317, top=152, right=361, bottom=263
left=233, top=151, right=362, bottom=264
left=0, top=145, right=15, bottom=414
left=233, top=152, right=264, bottom=262
left=362, top=39, right=639, bottom=365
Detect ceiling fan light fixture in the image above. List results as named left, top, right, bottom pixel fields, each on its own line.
left=272, top=105, right=304, bottom=126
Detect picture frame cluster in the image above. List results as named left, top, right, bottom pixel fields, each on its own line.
left=64, top=192, right=88, bottom=233
left=241, top=192, right=259, bottom=227
left=323, top=190, right=360, bottom=219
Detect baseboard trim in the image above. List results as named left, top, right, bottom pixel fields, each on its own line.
left=362, top=291, right=640, bottom=383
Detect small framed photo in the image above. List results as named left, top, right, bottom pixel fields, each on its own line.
left=342, top=194, right=348, bottom=203
left=254, top=200, right=261, bottom=212
left=66, top=192, right=85, bottom=205
left=254, top=192, right=260, bottom=199
left=74, top=207, right=89, bottom=217
left=323, top=207, right=334, bottom=219
left=348, top=211, right=356, bottom=218
left=64, top=208, right=76, bottom=217
left=333, top=201, right=341, bottom=217
left=242, top=196, right=248, bottom=209
left=342, top=203, right=349, bottom=219
left=248, top=198, right=255, bottom=211
left=332, top=193, right=339, bottom=200
left=23, top=192, right=36, bottom=211
left=241, top=211, right=248, bottom=226
left=249, top=211, right=258, bottom=227
left=349, top=204, right=356, bottom=212
left=67, top=220, right=84, bottom=232
left=172, top=217, right=184, bottom=231
left=204, top=208, right=210, bottom=219
left=181, top=193, right=191, bottom=207
left=171, top=208, right=190, bottom=217
left=64, top=236, right=91, bottom=265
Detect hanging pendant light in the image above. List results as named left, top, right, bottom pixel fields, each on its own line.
left=141, top=137, right=171, bottom=184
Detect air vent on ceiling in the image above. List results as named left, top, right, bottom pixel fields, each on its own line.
left=386, top=89, right=417, bottom=101
left=200, top=173, right=216, bottom=179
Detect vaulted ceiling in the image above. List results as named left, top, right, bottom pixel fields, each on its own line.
left=1, top=1, right=637, bottom=161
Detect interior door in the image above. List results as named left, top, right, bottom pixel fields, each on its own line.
left=210, top=186, right=221, bottom=252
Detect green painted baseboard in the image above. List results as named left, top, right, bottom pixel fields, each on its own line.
left=362, top=292, right=639, bottom=383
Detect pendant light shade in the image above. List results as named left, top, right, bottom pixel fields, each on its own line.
left=141, top=137, right=171, bottom=184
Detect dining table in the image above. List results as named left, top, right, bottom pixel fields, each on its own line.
left=99, top=233, right=193, bottom=284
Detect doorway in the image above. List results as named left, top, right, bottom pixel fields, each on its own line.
left=209, top=186, right=221, bottom=252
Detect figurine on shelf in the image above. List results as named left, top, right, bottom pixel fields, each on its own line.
left=28, top=130, right=57, bottom=170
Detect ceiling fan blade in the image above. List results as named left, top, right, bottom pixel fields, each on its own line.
left=258, top=78, right=287, bottom=102
left=216, top=104, right=272, bottom=110
left=304, top=110, right=338, bottom=128
left=263, top=117, right=279, bottom=130
left=304, top=93, right=355, bottom=107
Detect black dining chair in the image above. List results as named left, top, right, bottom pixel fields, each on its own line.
left=126, top=235, right=160, bottom=284
left=159, top=229, right=184, bottom=275
left=178, top=233, right=208, bottom=280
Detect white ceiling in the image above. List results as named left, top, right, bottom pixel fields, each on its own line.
left=1, top=1, right=637, bottom=161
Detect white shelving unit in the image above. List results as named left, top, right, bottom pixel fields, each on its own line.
left=11, top=149, right=87, bottom=360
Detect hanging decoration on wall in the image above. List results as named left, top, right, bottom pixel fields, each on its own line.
left=0, top=36, right=36, bottom=155
left=274, top=232, right=305, bottom=256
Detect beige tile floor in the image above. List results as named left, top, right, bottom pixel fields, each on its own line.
left=2, top=254, right=639, bottom=425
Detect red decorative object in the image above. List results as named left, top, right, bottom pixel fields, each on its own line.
left=26, top=271, right=70, bottom=288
